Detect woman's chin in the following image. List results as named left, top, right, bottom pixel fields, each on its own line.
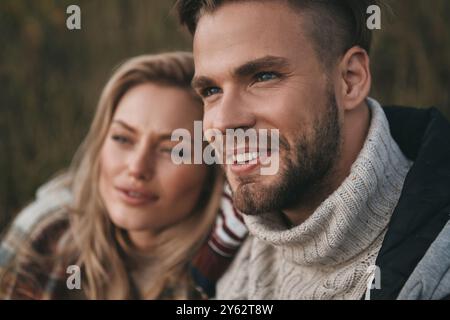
left=108, top=211, right=154, bottom=231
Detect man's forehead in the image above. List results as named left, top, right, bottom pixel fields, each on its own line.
left=192, top=1, right=311, bottom=76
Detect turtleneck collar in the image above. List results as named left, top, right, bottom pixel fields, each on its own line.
left=244, top=98, right=413, bottom=267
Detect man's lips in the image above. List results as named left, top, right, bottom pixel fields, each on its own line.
left=225, top=148, right=275, bottom=164
left=226, top=148, right=278, bottom=175
left=115, top=187, right=159, bottom=206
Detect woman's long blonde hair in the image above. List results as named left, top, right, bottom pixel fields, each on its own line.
left=6, top=52, right=223, bottom=299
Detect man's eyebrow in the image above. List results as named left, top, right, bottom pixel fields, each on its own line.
left=191, top=76, right=216, bottom=91
left=234, top=56, right=291, bottom=78
left=112, top=119, right=137, bottom=133
left=191, top=56, right=290, bottom=91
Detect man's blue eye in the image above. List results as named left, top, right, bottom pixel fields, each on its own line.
left=202, top=87, right=221, bottom=97
left=255, top=72, right=278, bottom=82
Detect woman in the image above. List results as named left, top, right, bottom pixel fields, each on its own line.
left=0, top=52, right=247, bottom=299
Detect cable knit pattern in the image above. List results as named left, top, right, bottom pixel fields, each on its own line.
left=216, top=98, right=413, bottom=300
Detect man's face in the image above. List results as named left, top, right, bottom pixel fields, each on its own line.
left=193, top=1, right=341, bottom=215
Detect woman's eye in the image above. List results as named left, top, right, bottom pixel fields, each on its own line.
left=112, top=135, right=131, bottom=145
left=159, top=147, right=173, bottom=154
left=158, top=146, right=179, bottom=157
left=255, top=71, right=278, bottom=82
left=201, top=87, right=221, bottom=98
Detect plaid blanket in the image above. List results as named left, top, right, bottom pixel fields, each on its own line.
left=0, top=174, right=73, bottom=299
left=0, top=175, right=247, bottom=299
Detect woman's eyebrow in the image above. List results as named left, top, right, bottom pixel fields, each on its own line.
left=161, top=133, right=197, bottom=143
left=157, top=134, right=176, bottom=142
left=112, top=119, right=138, bottom=133
left=111, top=123, right=194, bottom=143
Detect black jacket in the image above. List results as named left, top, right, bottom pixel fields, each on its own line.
left=371, top=106, right=450, bottom=299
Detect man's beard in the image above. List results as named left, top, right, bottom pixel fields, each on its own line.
left=231, top=91, right=341, bottom=215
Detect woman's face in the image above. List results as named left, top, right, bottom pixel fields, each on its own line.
left=99, top=83, right=208, bottom=243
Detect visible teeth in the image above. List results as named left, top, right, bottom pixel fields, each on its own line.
left=247, top=152, right=258, bottom=162
left=128, top=191, right=143, bottom=198
left=233, top=152, right=259, bottom=164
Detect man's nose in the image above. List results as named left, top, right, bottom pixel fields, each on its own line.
left=206, top=88, right=256, bottom=134
left=127, top=144, right=154, bottom=181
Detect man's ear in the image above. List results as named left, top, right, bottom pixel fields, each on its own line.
left=337, top=46, right=371, bottom=111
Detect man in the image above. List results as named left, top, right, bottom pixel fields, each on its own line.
left=177, top=0, right=450, bottom=299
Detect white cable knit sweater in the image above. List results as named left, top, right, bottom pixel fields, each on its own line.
left=217, top=98, right=413, bottom=300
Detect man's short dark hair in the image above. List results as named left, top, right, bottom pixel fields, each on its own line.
left=176, top=0, right=379, bottom=68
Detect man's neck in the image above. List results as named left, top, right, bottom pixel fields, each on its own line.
left=283, top=101, right=371, bottom=226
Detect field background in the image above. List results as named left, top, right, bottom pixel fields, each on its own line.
left=1, top=0, right=449, bottom=233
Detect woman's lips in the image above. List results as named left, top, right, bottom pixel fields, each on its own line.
left=115, top=187, right=159, bottom=206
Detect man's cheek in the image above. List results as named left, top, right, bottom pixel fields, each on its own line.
left=202, top=110, right=214, bottom=128
left=225, top=169, right=239, bottom=190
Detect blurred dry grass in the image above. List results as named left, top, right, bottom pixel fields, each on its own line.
left=0, top=0, right=191, bottom=232
left=371, top=0, right=450, bottom=115
left=0, top=0, right=449, bottom=233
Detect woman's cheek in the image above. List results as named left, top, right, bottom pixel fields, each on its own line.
left=161, top=163, right=207, bottom=202
left=102, top=141, right=127, bottom=175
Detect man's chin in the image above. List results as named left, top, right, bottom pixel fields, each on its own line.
left=229, top=176, right=282, bottom=215
left=227, top=171, right=268, bottom=196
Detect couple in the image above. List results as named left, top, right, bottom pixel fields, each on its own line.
left=2, top=0, right=450, bottom=300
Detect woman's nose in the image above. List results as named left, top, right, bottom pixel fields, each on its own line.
left=127, top=146, right=154, bottom=181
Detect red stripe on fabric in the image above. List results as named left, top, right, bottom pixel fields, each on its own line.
left=218, top=209, right=245, bottom=241
left=210, top=233, right=237, bottom=256
left=191, top=244, right=233, bottom=281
